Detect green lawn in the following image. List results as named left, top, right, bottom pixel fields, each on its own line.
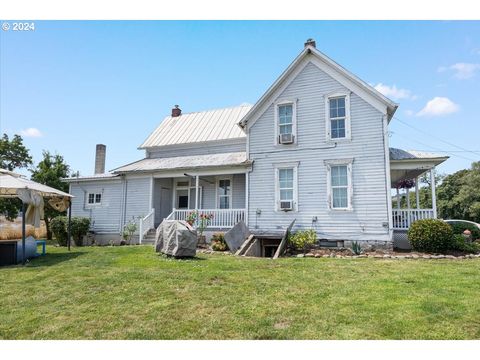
left=1, top=246, right=479, bottom=340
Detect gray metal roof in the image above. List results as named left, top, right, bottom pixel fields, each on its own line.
left=140, top=104, right=251, bottom=149
left=389, top=148, right=449, bottom=161
left=113, top=152, right=250, bottom=173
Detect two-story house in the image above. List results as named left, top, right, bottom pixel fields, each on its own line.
left=64, top=39, right=448, bottom=249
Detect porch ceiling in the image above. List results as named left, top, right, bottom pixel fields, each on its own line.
left=389, top=148, right=448, bottom=186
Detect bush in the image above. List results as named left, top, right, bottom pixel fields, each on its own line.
left=448, top=222, right=480, bottom=240
left=211, top=232, right=228, bottom=251
left=289, top=229, right=317, bottom=253
left=50, top=216, right=91, bottom=246
left=408, top=219, right=454, bottom=253
left=71, top=217, right=91, bottom=246
left=451, top=234, right=480, bottom=253
left=50, top=216, right=68, bottom=246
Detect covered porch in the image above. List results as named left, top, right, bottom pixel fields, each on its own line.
left=389, top=148, right=449, bottom=230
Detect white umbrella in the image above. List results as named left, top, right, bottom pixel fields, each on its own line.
left=0, top=169, right=74, bottom=265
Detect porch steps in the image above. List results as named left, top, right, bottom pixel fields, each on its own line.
left=141, top=229, right=157, bottom=245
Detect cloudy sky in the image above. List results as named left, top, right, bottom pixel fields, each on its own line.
left=1, top=21, right=479, bottom=176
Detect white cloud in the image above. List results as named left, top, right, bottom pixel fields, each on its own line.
left=405, top=110, right=414, bottom=116
left=438, top=63, right=480, bottom=79
left=20, top=127, right=43, bottom=138
left=416, top=97, right=459, bottom=117
left=374, top=83, right=415, bottom=100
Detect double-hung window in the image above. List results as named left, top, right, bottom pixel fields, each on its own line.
left=87, top=192, right=102, bottom=205
left=275, top=101, right=296, bottom=145
left=217, top=178, right=232, bottom=209
left=326, top=93, right=351, bottom=141
left=326, top=160, right=353, bottom=210
left=275, top=163, right=298, bottom=211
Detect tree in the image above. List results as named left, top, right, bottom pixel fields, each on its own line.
left=30, top=151, right=70, bottom=239
left=437, top=162, right=480, bottom=222
left=0, top=134, right=33, bottom=220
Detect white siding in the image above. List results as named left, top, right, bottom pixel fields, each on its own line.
left=248, top=62, right=389, bottom=241
left=147, top=141, right=245, bottom=159
left=70, top=180, right=123, bottom=234
left=124, top=177, right=151, bottom=226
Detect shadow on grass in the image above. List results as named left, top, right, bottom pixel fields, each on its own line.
left=157, top=254, right=207, bottom=261
left=26, top=251, right=84, bottom=267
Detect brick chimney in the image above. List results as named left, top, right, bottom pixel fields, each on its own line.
left=94, top=144, right=106, bottom=174
left=171, top=105, right=182, bottom=117
left=304, top=38, right=316, bottom=48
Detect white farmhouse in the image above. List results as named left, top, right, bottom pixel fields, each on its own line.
left=64, top=39, right=447, bottom=250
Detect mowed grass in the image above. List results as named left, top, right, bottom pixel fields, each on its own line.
left=1, top=246, right=480, bottom=340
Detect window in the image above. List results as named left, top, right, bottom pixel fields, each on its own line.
left=87, top=192, right=102, bottom=205
left=275, top=101, right=297, bottom=145
left=274, top=163, right=298, bottom=211
left=217, top=178, right=232, bottom=209
left=326, top=93, right=351, bottom=141
left=326, top=160, right=353, bottom=210
left=278, top=104, right=293, bottom=135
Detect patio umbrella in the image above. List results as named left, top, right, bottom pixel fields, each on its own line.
left=0, top=169, right=74, bottom=265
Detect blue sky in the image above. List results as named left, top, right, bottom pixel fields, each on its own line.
left=1, top=21, right=479, bottom=177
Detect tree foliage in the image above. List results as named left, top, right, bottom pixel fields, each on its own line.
left=0, top=134, right=33, bottom=220
left=437, top=162, right=480, bottom=222
left=30, top=151, right=70, bottom=239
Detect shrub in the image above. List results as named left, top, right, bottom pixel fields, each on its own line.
left=351, top=241, right=362, bottom=255
left=451, top=234, right=480, bottom=254
left=408, top=219, right=454, bottom=253
left=289, top=229, right=317, bottom=253
left=70, top=217, right=91, bottom=246
left=211, top=232, right=228, bottom=251
left=50, top=216, right=68, bottom=246
left=122, top=220, right=137, bottom=244
left=50, top=216, right=91, bottom=246
left=448, top=222, right=480, bottom=240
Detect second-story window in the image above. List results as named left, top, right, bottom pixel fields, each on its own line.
left=326, top=93, right=351, bottom=141
left=276, top=101, right=296, bottom=145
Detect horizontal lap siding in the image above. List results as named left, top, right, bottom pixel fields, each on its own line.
left=147, top=142, right=246, bottom=159
left=124, top=177, right=151, bottom=226
left=70, top=180, right=123, bottom=234
left=248, top=61, right=389, bottom=241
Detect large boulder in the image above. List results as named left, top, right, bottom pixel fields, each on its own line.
left=154, top=220, right=197, bottom=258
left=224, top=220, right=250, bottom=253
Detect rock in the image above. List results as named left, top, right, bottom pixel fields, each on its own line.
left=422, top=255, right=431, bottom=259
left=322, top=255, right=329, bottom=258
left=396, top=256, right=405, bottom=259
left=358, top=254, right=367, bottom=258
left=374, top=255, right=383, bottom=259
left=404, top=255, right=412, bottom=259
left=305, top=253, right=315, bottom=258
left=411, top=254, right=419, bottom=259
left=383, top=255, right=391, bottom=259
left=296, top=254, right=305, bottom=258
left=314, top=253, right=322, bottom=258
left=446, top=255, right=455, bottom=259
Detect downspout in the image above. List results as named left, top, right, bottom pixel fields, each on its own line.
left=382, top=114, right=393, bottom=241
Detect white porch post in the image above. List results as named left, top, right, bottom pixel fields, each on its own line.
left=415, top=177, right=420, bottom=209
left=430, top=168, right=437, bottom=218
left=406, top=187, right=411, bottom=210
left=195, top=175, right=199, bottom=211
left=396, top=187, right=401, bottom=210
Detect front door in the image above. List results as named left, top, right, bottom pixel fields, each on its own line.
left=176, top=189, right=189, bottom=209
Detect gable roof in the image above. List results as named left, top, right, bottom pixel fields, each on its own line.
left=239, top=45, right=398, bottom=129
left=139, top=104, right=251, bottom=149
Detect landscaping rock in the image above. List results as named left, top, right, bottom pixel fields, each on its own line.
left=446, top=255, right=456, bottom=259
left=411, top=254, right=419, bottom=259
left=422, top=255, right=431, bottom=259
left=373, top=255, right=383, bottom=259
left=297, top=254, right=304, bottom=258
left=358, top=255, right=367, bottom=258
left=383, top=255, right=391, bottom=259
left=322, top=255, right=329, bottom=258
left=305, top=253, right=315, bottom=258
left=314, top=253, right=322, bottom=258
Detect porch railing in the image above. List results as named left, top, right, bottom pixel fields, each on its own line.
left=139, top=208, right=155, bottom=244
left=392, top=209, right=435, bottom=230
left=168, top=208, right=246, bottom=229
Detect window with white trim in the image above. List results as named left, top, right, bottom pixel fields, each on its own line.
left=217, top=178, right=232, bottom=209
left=275, top=101, right=296, bottom=145
left=87, top=192, right=102, bottom=205
left=275, top=163, right=298, bottom=211
left=326, top=93, right=351, bottom=141
left=326, top=160, right=353, bottom=210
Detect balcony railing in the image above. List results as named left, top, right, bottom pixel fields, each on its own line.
left=168, top=208, right=246, bottom=229
left=392, top=209, right=435, bottom=230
